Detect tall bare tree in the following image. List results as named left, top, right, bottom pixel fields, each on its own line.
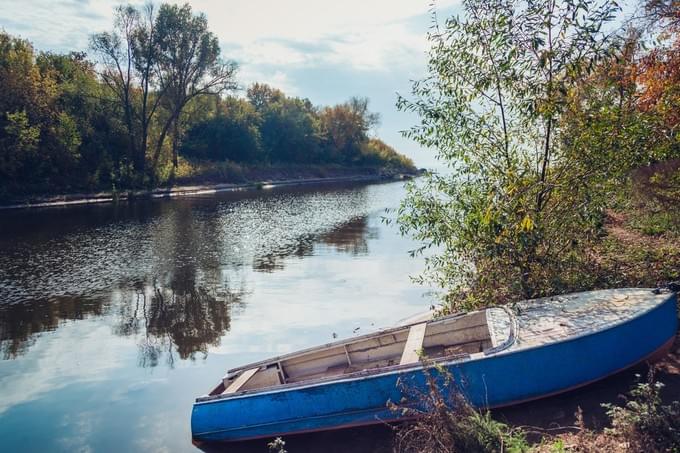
left=90, top=4, right=163, bottom=177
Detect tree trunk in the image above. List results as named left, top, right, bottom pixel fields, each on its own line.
left=151, top=112, right=178, bottom=173
left=172, top=113, right=180, bottom=169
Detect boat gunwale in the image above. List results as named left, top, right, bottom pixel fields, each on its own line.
left=225, top=310, right=472, bottom=375
left=195, top=288, right=675, bottom=405
left=199, top=307, right=512, bottom=403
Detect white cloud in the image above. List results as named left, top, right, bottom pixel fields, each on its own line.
left=186, top=0, right=459, bottom=44
left=237, top=66, right=298, bottom=94
left=0, top=318, right=131, bottom=416
left=0, top=0, right=457, bottom=73
left=236, top=40, right=310, bottom=66
left=191, top=0, right=455, bottom=75
left=323, top=23, right=428, bottom=72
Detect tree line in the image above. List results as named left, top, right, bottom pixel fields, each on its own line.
left=0, top=3, right=413, bottom=199
left=182, top=84, right=412, bottom=169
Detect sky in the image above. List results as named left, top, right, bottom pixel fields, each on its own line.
left=0, top=0, right=464, bottom=169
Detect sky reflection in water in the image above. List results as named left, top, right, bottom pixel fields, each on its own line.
left=0, top=181, right=433, bottom=452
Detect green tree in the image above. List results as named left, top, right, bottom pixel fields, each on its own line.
left=560, top=33, right=658, bottom=188
left=0, top=34, right=48, bottom=195
left=247, top=83, right=285, bottom=112
left=90, top=2, right=237, bottom=182
left=37, top=51, right=131, bottom=190
left=319, top=97, right=380, bottom=164
left=153, top=2, right=238, bottom=171
left=247, top=84, right=321, bottom=163
left=0, top=111, right=40, bottom=187
left=0, top=34, right=98, bottom=194
left=181, top=97, right=263, bottom=162
left=397, top=0, right=621, bottom=308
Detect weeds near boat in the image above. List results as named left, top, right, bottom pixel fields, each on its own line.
left=389, top=366, right=528, bottom=453
left=547, top=370, right=680, bottom=453
left=267, top=437, right=287, bottom=453
left=604, top=374, right=680, bottom=452
left=390, top=366, right=680, bottom=452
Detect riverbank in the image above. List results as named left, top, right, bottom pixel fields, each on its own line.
left=0, top=165, right=422, bottom=210
left=390, top=205, right=680, bottom=453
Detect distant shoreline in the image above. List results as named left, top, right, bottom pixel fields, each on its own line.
left=0, top=170, right=421, bottom=211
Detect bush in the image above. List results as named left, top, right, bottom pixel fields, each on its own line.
left=361, top=138, right=415, bottom=171
left=396, top=0, right=620, bottom=310
left=629, top=160, right=680, bottom=236
left=181, top=98, right=263, bottom=163
left=170, top=158, right=245, bottom=185
left=603, top=373, right=680, bottom=453
left=390, top=369, right=529, bottom=453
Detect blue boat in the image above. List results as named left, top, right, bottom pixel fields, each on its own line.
left=191, top=288, right=678, bottom=443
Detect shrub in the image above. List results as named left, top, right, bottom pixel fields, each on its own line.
left=603, top=373, right=680, bottom=453
left=390, top=369, right=529, bottom=453
left=396, top=0, right=621, bottom=310
left=630, top=160, right=680, bottom=236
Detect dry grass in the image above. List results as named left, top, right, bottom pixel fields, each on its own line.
left=392, top=368, right=680, bottom=453
left=389, top=369, right=530, bottom=453
left=590, top=210, right=680, bottom=289
left=535, top=370, right=680, bottom=453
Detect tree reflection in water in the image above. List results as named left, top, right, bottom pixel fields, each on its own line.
left=0, top=204, right=376, bottom=364
left=103, top=198, right=243, bottom=367
left=113, top=281, right=247, bottom=368
left=253, top=216, right=374, bottom=272
left=0, top=294, right=107, bottom=359
left=319, top=216, right=377, bottom=255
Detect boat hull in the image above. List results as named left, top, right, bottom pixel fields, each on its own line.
left=191, top=291, right=678, bottom=442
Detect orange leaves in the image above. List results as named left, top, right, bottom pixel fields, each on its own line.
left=637, top=41, right=680, bottom=132
left=636, top=2, right=680, bottom=132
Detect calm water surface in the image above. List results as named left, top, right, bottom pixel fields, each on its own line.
left=0, top=181, right=434, bottom=452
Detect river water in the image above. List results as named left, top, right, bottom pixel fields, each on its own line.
left=0, top=181, right=435, bottom=452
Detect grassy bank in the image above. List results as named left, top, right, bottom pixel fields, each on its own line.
left=0, top=162, right=421, bottom=209
left=391, top=194, right=680, bottom=453
left=168, top=159, right=419, bottom=187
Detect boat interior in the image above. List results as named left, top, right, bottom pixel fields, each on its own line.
left=208, top=308, right=512, bottom=398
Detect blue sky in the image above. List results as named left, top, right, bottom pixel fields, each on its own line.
left=0, top=0, right=463, bottom=168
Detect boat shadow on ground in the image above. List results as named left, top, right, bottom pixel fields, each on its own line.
left=195, top=335, right=680, bottom=452
left=194, top=423, right=394, bottom=453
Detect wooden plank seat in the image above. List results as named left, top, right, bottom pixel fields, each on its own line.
left=400, top=322, right=428, bottom=365
left=223, top=368, right=259, bottom=394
